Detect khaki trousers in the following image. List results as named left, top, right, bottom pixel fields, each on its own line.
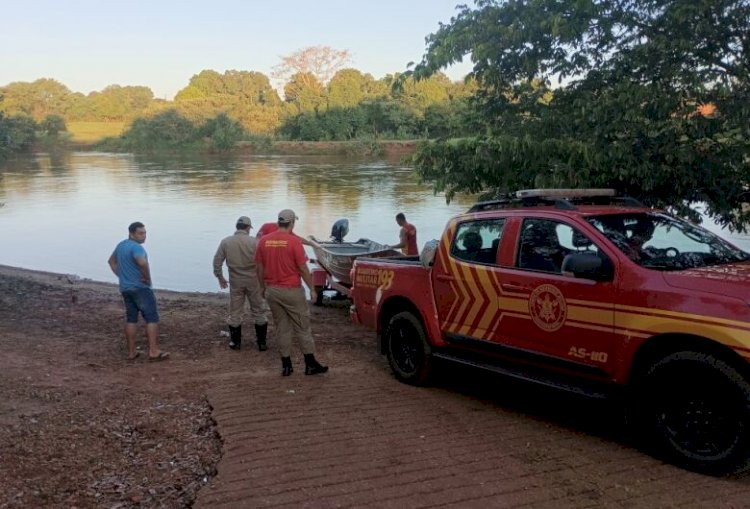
left=227, top=278, right=270, bottom=327
left=265, top=286, right=315, bottom=357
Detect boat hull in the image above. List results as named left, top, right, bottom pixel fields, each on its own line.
left=310, top=237, right=400, bottom=286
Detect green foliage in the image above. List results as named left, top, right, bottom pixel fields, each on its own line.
left=174, top=69, right=282, bottom=133
left=408, top=0, right=750, bottom=230
left=278, top=100, right=425, bottom=141
left=0, top=79, right=73, bottom=121
left=327, top=69, right=387, bottom=108
left=119, top=110, right=197, bottom=150
left=0, top=113, right=37, bottom=160
left=86, top=85, right=154, bottom=122
left=40, top=114, right=67, bottom=136
left=284, top=72, right=325, bottom=113
left=198, top=113, right=245, bottom=150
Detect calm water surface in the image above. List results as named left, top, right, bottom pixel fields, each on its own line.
left=0, top=151, right=473, bottom=292
left=1, top=151, right=748, bottom=293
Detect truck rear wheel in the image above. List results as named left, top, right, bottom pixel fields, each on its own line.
left=633, top=350, right=750, bottom=475
left=385, top=311, right=432, bottom=385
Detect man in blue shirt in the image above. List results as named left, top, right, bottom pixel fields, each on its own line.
left=108, top=222, right=169, bottom=361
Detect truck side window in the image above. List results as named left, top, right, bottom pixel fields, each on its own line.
left=517, top=219, right=605, bottom=273
left=451, top=219, right=506, bottom=264
left=516, top=219, right=563, bottom=272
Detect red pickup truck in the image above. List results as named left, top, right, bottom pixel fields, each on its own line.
left=350, top=189, right=750, bottom=474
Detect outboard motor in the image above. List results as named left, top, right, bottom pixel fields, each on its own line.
left=330, top=218, right=349, bottom=242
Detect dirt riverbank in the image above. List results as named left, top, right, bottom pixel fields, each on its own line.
left=2, top=264, right=750, bottom=509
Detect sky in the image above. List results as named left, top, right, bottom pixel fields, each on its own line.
left=0, top=0, right=474, bottom=100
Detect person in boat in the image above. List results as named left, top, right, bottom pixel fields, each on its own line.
left=255, top=209, right=328, bottom=377
left=213, top=216, right=270, bottom=351
left=388, top=212, right=419, bottom=256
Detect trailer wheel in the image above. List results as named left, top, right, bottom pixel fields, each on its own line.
left=385, top=311, right=432, bottom=385
left=631, top=350, right=750, bottom=475
left=313, top=286, right=325, bottom=306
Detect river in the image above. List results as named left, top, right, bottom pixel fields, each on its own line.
left=1, top=151, right=748, bottom=293
left=0, top=151, right=473, bottom=292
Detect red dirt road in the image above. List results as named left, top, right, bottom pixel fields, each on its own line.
left=1, top=265, right=749, bottom=508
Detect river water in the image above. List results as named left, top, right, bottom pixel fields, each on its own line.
left=1, top=151, right=748, bottom=293
left=0, top=151, right=473, bottom=292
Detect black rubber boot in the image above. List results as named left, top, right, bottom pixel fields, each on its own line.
left=304, top=354, right=328, bottom=375
left=255, top=323, right=268, bottom=351
left=281, top=356, right=293, bottom=376
left=228, top=325, right=242, bottom=350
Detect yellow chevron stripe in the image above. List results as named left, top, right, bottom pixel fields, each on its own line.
left=617, top=311, right=750, bottom=347
left=567, top=305, right=613, bottom=327
left=474, top=268, right=497, bottom=334
left=498, top=295, right=528, bottom=314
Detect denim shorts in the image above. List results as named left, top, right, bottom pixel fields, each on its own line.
left=121, top=287, right=160, bottom=324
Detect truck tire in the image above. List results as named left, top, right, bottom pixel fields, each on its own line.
left=385, top=311, right=432, bottom=385
left=632, top=350, right=750, bottom=475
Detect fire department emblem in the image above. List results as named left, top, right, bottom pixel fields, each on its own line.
left=529, top=284, right=567, bottom=332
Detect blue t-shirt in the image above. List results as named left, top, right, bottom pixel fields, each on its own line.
left=112, top=239, right=150, bottom=291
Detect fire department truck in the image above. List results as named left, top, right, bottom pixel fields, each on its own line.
left=349, top=189, right=750, bottom=474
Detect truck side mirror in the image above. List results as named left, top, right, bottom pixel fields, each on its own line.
left=561, top=253, right=614, bottom=282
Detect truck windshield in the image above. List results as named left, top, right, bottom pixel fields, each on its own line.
left=587, top=212, right=750, bottom=270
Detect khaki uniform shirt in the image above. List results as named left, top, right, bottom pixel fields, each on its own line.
left=213, top=230, right=259, bottom=282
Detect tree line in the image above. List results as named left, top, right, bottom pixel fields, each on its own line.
left=0, top=62, right=477, bottom=152
left=2, top=2, right=748, bottom=229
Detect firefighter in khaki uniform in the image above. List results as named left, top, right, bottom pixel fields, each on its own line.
left=255, top=209, right=328, bottom=376
left=213, top=216, right=270, bottom=351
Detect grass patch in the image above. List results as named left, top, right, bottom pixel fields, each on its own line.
left=68, top=122, right=127, bottom=143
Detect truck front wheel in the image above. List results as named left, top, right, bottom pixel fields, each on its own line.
left=633, top=350, right=750, bottom=475
left=385, top=311, right=432, bottom=385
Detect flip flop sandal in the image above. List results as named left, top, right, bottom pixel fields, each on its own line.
left=148, top=352, right=170, bottom=362
left=127, top=352, right=141, bottom=361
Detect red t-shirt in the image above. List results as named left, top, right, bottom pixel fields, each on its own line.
left=256, top=222, right=279, bottom=238
left=402, top=223, right=418, bottom=256
left=255, top=231, right=308, bottom=288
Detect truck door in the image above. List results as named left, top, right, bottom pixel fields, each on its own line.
left=432, top=218, right=509, bottom=343
left=496, top=217, right=618, bottom=374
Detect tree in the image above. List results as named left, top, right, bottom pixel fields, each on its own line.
left=174, top=69, right=282, bottom=133
left=407, top=0, right=750, bottom=230
left=273, top=46, right=352, bottom=87
left=392, top=72, right=452, bottom=114
left=327, top=69, right=386, bottom=109
left=0, top=79, right=73, bottom=121
left=40, top=114, right=67, bottom=136
left=283, top=72, right=325, bottom=113
left=89, top=85, right=154, bottom=121
left=198, top=113, right=245, bottom=150
left=0, top=113, right=37, bottom=158
left=122, top=110, right=196, bottom=149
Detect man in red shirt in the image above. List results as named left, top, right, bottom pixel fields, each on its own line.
left=256, top=222, right=279, bottom=238
left=255, top=209, right=328, bottom=376
left=389, top=212, right=419, bottom=256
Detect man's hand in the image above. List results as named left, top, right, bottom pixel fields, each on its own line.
left=218, top=276, right=228, bottom=289
left=309, top=288, right=318, bottom=303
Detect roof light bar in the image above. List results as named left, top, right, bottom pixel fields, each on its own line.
left=515, top=188, right=617, bottom=199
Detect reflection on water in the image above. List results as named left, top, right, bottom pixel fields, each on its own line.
left=1, top=152, right=748, bottom=292
left=0, top=151, right=474, bottom=292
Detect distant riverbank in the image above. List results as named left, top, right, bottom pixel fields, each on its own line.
left=64, top=139, right=420, bottom=158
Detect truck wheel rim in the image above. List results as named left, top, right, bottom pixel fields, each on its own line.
left=393, top=321, right=419, bottom=374
left=655, top=382, right=742, bottom=460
